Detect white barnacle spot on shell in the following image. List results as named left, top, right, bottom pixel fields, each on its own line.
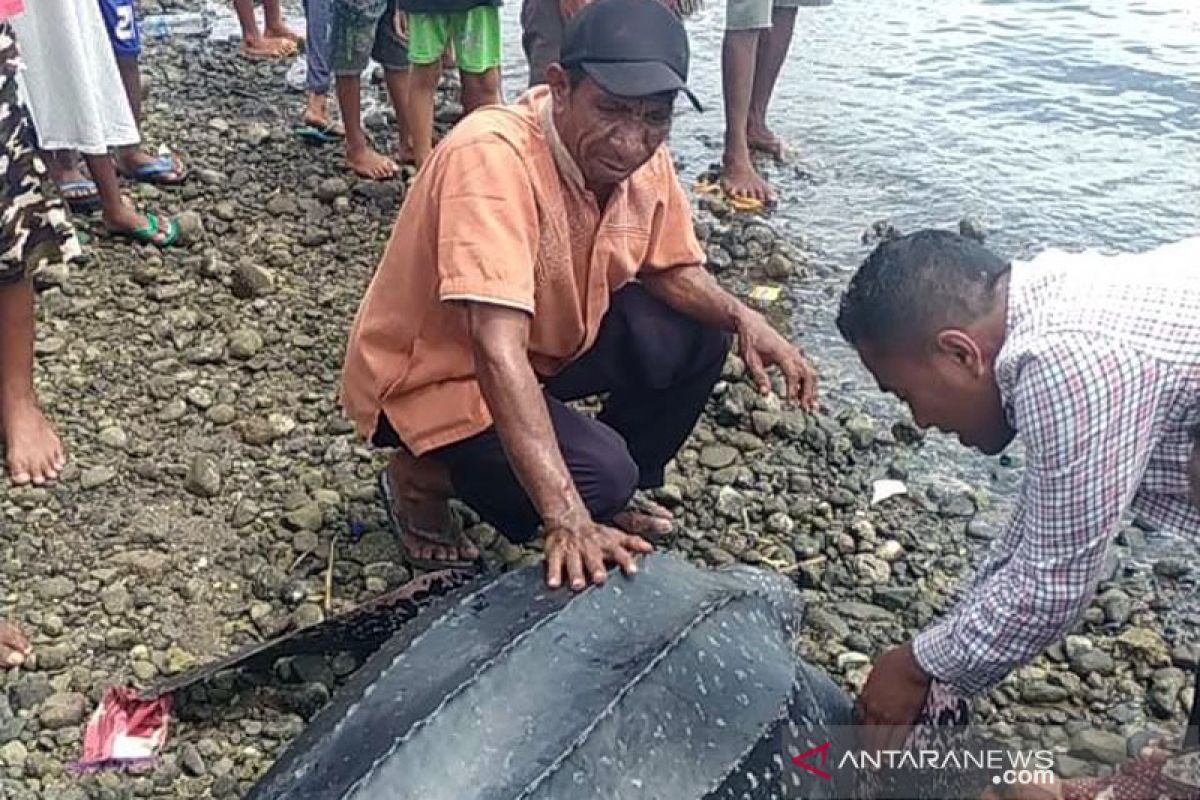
left=715, top=717, right=727, bottom=727
left=747, top=772, right=759, bottom=789
left=736, top=693, right=750, bottom=707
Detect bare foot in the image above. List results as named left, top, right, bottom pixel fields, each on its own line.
left=747, top=123, right=787, bottom=160
left=395, top=138, right=414, bottom=166
left=347, top=144, right=399, bottom=180
left=241, top=35, right=297, bottom=60
left=721, top=155, right=776, bottom=205
left=263, top=23, right=303, bottom=46
left=303, top=93, right=344, bottom=136
left=1, top=398, right=65, bottom=486
left=0, top=621, right=30, bottom=668
left=613, top=497, right=674, bottom=540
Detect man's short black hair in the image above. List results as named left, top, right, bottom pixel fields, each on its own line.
left=836, top=229, right=1011, bottom=350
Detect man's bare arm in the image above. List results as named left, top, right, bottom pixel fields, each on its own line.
left=467, top=303, right=650, bottom=588
left=468, top=303, right=589, bottom=529
left=638, top=264, right=743, bottom=331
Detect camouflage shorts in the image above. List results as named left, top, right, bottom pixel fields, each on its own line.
left=0, top=24, right=80, bottom=287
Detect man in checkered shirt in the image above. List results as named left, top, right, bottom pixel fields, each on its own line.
left=834, top=229, right=1200, bottom=748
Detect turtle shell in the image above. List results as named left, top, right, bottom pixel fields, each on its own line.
left=248, top=553, right=853, bottom=800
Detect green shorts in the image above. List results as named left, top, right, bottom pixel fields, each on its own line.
left=406, top=7, right=501, bottom=73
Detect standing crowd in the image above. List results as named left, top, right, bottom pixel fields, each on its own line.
left=0, top=0, right=1198, bottom=797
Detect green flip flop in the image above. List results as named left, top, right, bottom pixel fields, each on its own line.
left=109, top=212, right=181, bottom=248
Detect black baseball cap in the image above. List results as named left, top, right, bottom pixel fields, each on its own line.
left=559, top=0, right=704, bottom=112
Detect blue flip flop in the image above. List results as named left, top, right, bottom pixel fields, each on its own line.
left=56, top=179, right=101, bottom=215
left=122, top=155, right=188, bottom=186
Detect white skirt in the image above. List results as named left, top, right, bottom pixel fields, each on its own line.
left=11, top=0, right=139, bottom=154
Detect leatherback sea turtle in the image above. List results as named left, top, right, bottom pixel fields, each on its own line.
left=244, top=554, right=854, bottom=800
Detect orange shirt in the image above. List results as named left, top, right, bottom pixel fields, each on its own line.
left=340, top=86, right=704, bottom=455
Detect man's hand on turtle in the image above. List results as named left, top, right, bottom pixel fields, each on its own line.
left=544, top=510, right=653, bottom=591
left=735, top=311, right=819, bottom=410
left=0, top=621, right=31, bottom=668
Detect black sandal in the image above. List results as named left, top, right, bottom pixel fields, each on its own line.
left=377, top=470, right=480, bottom=571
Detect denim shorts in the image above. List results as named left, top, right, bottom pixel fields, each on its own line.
left=330, top=0, right=409, bottom=74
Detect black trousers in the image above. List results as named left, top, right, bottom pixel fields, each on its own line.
left=375, top=284, right=731, bottom=542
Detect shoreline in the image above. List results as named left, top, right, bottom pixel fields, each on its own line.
left=0, top=31, right=1195, bottom=800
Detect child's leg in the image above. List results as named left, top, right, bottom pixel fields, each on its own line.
left=0, top=277, right=65, bottom=486
left=262, top=0, right=303, bottom=43
left=375, top=1, right=413, bottom=163
left=405, top=13, right=450, bottom=167
left=383, top=68, right=412, bottom=163
left=457, top=6, right=502, bottom=113
left=86, top=153, right=171, bottom=243
left=235, top=0, right=298, bottom=58
left=331, top=0, right=398, bottom=177
left=303, top=0, right=339, bottom=130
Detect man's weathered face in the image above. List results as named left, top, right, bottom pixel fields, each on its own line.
left=549, top=69, right=673, bottom=187
left=859, top=336, right=1015, bottom=455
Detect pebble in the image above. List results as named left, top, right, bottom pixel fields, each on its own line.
left=163, top=645, right=197, bottom=676
left=699, top=445, right=738, bottom=470
left=35, top=577, right=74, bottom=601
left=80, top=466, right=117, bottom=490
left=1069, top=728, right=1127, bottom=765
left=97, top=426, right=128, bottom=450
left=181, top=743, right=207, bottom=777
left=0, top=741, right=28, bottom=770
left=38, top=693, right=87, bottom=730
left=834, top=601, right=895, bottom=623
left=184, top=454, right=222, bottom=498
left=231, top=261, right=276, bottom=299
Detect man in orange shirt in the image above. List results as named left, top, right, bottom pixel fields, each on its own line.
left=342, top=0, right=817, bottom=590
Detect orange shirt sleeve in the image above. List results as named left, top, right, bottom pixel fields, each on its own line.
left=641, top=149, right=705, bottom=273
left=435, top=137, right=540, bottom=313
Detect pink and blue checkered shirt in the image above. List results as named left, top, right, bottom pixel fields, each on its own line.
left=913, top=237, right=1200, bottom=695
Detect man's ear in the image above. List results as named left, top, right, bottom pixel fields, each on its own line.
left=933, top=328, right=985, bottom=379
left=545, top=63, right=570, bottom=104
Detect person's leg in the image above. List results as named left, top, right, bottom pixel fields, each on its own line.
left=373, top=1, right=413, bottom=164
left=544, top=283, right=732, bottom=492
left=331, top=0, right=399, bottom=178
left=0, top=279, right=65, bottom=486
left=720, top=0, right=774, bottom=203
left=430, top=398, right=640, bottom=544
left=303, top=0, right=340, bottom=132
left=86, top=153, right=173, bottom=243
left=405, top=13, right=447, bottom=168
left=747, top=4, right=796, bottom=158
left=520, top=0, right=563, bottom=88
left=456, top=6, right=502, bottom=114
left=262, top=0, right=303, bottom=44
left=234, top=0, right=298, bottom=58
left=0, top=620, right=29, bottom=667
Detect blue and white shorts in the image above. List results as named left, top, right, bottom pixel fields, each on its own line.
left=98, top=0, right=142, bottom=58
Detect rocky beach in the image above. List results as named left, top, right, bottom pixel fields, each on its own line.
left=0, top=20, right=1196, bottom=800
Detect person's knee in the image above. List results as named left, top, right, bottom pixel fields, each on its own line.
left=585, top=438, right=639, bottom=522
left=697, top=324, right=734, bottom=375
left=412, top=62, right=442, bottom=88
